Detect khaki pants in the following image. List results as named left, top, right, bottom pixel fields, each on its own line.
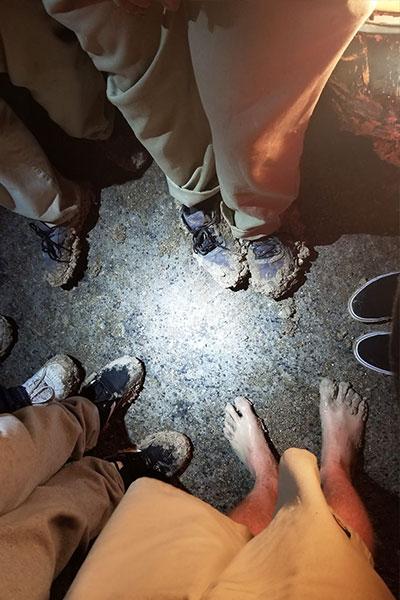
left=0, top=398, right=124, bottom=600
left=0, top=0, right=112, bottom=224
left=43, top=0, right=374, bottom=239
left=67, top=449, right=394, bottom=600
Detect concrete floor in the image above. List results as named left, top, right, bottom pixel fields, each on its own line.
left=0, top=93, right=399, bottom=594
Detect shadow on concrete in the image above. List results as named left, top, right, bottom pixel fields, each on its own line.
left=357, top=473, right=400, bottom=598
left=299, top=91, right=399, bottom=246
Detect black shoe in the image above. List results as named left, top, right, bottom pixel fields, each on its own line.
left=353, top=332, right=393, bottom=376
left=181, top=204, right=248, bottom=289
left=348, top=272, right=400, bottom=323
left=109, top=431, right=193, bottom=490
left=80, top=356, right=145, bottom=430
left=247, top=234, right=310, bottom=300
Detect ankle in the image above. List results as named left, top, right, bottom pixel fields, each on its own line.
left=254, top=467, right=278, bottom=490
left=320, top=459, right=352, bottom=482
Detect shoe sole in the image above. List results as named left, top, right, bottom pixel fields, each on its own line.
left=46, top=185, right=95, bottom=288
left=348, top=271, right=400, bottom=323
left=353, top=332, right=393, bottom=376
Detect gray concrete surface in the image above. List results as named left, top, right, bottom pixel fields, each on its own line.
left=0, top=96, right=399, bottom=593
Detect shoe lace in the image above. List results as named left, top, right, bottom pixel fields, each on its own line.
left=30, top=223, right=70, bottom=263
left=192, top=217, right=225, bottom=256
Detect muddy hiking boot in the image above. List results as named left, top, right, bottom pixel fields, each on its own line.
left=109, top=430, right=193, bottom=489
left=181, top=204, right=248, bottom=289
left=247, top=233, right=310, bottom=300
left=0, top=316, right=14, bottom=359
left=30, top=184, right=94, bottom=288
left=80, top=356, right=145, bottom=431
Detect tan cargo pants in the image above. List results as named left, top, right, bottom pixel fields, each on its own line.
left=0, top=0, right=112, bottom=224
left=0, top=398, right=124, bottom=600
left=43, top=0, right=375, bottom=239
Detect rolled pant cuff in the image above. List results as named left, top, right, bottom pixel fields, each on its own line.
left=220, top=202, right=282, bottom=241
left=166, top=176, right=220, bottom=208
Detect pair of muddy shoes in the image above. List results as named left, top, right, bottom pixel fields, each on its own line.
left=181, top=202, right=310, bottom=300
left=349, top=272, right=399, bottom=376
left=12, top=354, right=192, bottom=486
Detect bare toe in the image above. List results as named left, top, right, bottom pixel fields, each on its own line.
left=234, top=396, right=254, bottom=416
left=337, top=381, right=351, bottom=404
left=347, top=389, right=362, bottom=415
left=319, top=378, right=338, bottom=405
left=359, top=399, right=368, bottom=422
left=224, top=417, right=235, bottom=433
left=224, top=408, right=237, bottom=427
left=225, top=403, right=240, bottom=422
left=223, top=425, right=234, bottom=440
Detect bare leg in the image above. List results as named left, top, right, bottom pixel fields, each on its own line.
left=319, top=378, right=374, bottom=553
left=224, top=397, right=278, bottom=535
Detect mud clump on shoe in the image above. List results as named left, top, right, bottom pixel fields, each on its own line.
left=248, top=234, right=310, bottom=300
left=137, top=430, right=193, bottom=478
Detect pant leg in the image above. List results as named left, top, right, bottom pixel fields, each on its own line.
left=0, top=0, right=112, bottom=140
left=42, top=0, right=219, bottom=207
left=187, top=0, right=376, bottom=239
left=0, top=383, right=30, bottom=413
left=0, top=456, right=124, bottom=600
left=0, top=98, right=84, bottom=223
left=0, top=396, right=100, bottom=516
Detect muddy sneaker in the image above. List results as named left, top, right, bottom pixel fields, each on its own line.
left=181, top=204, right=248, bottom=289
left=80, top=356, right=145, bottom=430
left=247, top=234, right=310, bottom=300
left=0, top=316, right=14, bottom=359
left=29, top=184, right=93, bottom=288
left=109, top=430, right=193, bottom=489
left=22, top=354, right=81, bottom=404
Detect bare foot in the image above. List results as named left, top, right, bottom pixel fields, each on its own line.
left=224, top=397, right=278, bottom=482
left=319, top=378, right=368, bottom=476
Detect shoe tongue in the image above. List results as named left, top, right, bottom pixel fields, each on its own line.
left=183, top=208, right=209, bottom=230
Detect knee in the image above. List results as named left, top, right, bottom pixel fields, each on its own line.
left=345, top=0, right=376, bottom=20
left=281, top=447, right=318, bottom=470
